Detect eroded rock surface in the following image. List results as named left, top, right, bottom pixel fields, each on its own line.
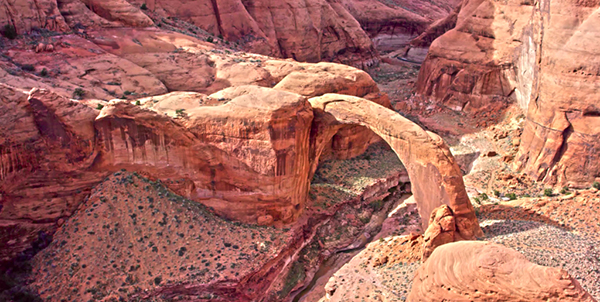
left=416, top=0, right=600, bottom=187
left=421, top=204, right=456, bottom=260
left=409, top=241, right=596, bottom=302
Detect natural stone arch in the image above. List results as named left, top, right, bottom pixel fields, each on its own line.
left=309, top=94, right=483, bottom=240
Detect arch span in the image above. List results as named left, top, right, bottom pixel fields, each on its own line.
left=309, top=94, right=483, bottom=240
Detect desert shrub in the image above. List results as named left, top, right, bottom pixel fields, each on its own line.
left=21, top=64, right=34, bottom=72
left=505, top=193, right=517, bottom=200
left=493, top=190, right=500, bottom=197
left=140, top=3, right=148, bottom=10
left=206, top=36, right=214, bottom=43
left=175, top=109, right=186, bottom=117
left=2, top=24, right=17, bottom=39
left=543, top=188, right=553, bottom=197
left=472, top=197, right=481, bottom=205
left=96, top=104, right=104, bottom=110
left=593, top=182, right=600, bottom=190
left=369, top=200, right=384, bottom=212
left=135, top=100, right=141, bottom=106
left=479, top=193, right=489, bottom=200
left=73, top=88, right=85, bottom=99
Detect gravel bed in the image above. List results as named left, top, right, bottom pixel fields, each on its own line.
left=376, top=261, right=421, bottom=301
left=482, top=219, right=600, bottom=299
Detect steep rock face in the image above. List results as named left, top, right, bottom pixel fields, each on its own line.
left=417, top=0, right=600, bottom=186
left=141, top=0, right=378, bottom=66
left=0, top=0, right=69, bottom=34
left=309, top=94, right=482, bottom=238
left=0, top=0, right=153, bottom=34
left=0, top=86, right=106, bottom=262
left=340, top=0, right=460, bottom=53
left=94, top=86, right=314, bottom=224
left=514, top=0, right=600, bottom=186
left=409, top=241, right=595, bottom=301
left=416, top=0, right=535, bottom=113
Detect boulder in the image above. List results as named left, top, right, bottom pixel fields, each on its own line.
left=421, top=205, right=456, bottom=261
left=409, top=241, right=596, bottom=301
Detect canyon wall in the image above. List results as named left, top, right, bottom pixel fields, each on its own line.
left=0, top=0, right=461, bottom=67
left=416, top=0, right=600, bottom=186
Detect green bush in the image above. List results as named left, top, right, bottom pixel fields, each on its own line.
left=479, top=193, right=489, bottom=200
left=505, top=193, right=517, bottom=200
left=40, top=68, right=48, bottom=77
left=593, top=182, right=600, bottom=190
left=543, top=188, right=553, bottom=197
left=96, top=104, right=104, bottom=110
left=140, top=3, right=148, bottom=10
left=73, top=88, right=85, bottom=99
left=560, top=186, right=569, bottom=195
left=493, top=190, right=500, bottom=197
left=472, top=197, right=481, bottom=205
left=2, top=24, right=17, bottom=39
left=206, top=36, right=214, bottom=43
left=135, top=100, right=141, bottom=106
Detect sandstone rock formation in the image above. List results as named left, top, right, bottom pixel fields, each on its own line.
left=309, top=94, right=482, bottom=239
left=416, top=0, right=600, bottom=187
left=421, top=204, right=456, bottom=260
left=409, top=241, right=596, bottom=301
left=0, top=0, right=462, bottom=68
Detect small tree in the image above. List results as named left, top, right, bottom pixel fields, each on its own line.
left=140, top=3, right=148, bottom=10
left=2, top=24, right=17, bottom=39
left=543, top=188, right=553, bottom=197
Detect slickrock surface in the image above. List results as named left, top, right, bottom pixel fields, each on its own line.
left=409, top=241, right=595, bottom=302
left=416, top=0, right=600, bottom=187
